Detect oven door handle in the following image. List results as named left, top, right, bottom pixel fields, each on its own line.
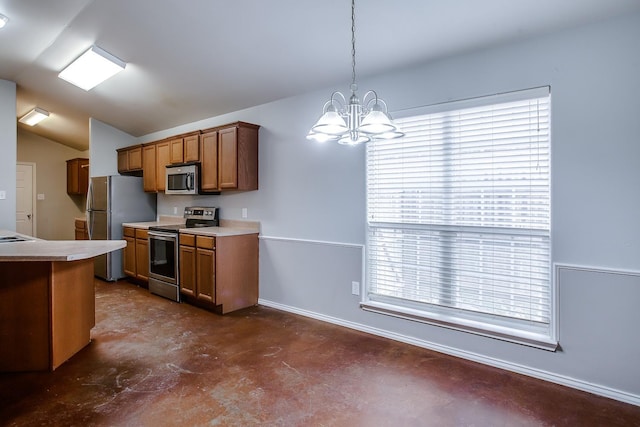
left=148, top=231, right=179, bottom=241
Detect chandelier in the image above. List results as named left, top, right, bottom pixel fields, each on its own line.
left=307, top=0, right=403, bottom=145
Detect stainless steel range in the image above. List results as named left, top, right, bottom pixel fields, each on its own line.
left=147, top=207, right=219, bottom=301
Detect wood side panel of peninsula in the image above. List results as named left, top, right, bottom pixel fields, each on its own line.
left=0, top=259, right=95, bottom=372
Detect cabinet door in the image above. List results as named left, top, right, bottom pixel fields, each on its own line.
left=67, top=158, right=89, bottom=195
left=179, top=245, right=197, bottom=297
left=196, top=248, right=215, bottom=303
left=117, top=150, right=128, bottom=173
left=78, top=159, right=89, bottom=194
left=67, top=159, right=79, bottom=194
left=128, top=147, right=143, bottom=170
left=135, top=238, right=149, bottom=281
left=200, top=131, right=218, bottom=191
left=156, top=141, right=171, bottom=191
left=218, top=127, right=238, bottom=189
left=123, top=236, right=136, bottom=277
left=184, top=134, right=200, bottom=162
left=142, top=144, right=157, bottom=192
left=75, top=219, right=87, bottom=240
left=169, top=138, right=184, bottom=164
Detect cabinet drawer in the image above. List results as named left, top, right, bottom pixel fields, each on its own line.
left=180, top=234, right=196, bottom=246
left=75, top=219, right=87, bottom=230
left=123, top=227, right=135, bottom=238
left=196, top=235, right=215, bottom=250
left=135, top=229, right=148, bottom=239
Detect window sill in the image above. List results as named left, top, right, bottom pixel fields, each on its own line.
left=360, top=300, right=558, bottom=352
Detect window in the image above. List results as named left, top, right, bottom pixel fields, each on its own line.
left=364, top=87, right=555, bottom=349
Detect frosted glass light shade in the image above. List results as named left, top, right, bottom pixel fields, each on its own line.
left=311, top=110, right=349, bottom=135
left=58, top=46, right=126, bottom=91
left=19, top=107, right=49, bottom=126
left=306, top=131, right=338, bottom=143
left=359, top=109, right=396, bottom=134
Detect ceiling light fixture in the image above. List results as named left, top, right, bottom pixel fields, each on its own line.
left=58, top=45, right=126, bottom=91
left=0, top=14, right=8, bottom=28
left=308, top=0, right=403, bottom=145
left=19, top=107, right=50, bottom=126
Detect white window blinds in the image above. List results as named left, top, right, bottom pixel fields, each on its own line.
left=365, top=87, right=554, bottom=348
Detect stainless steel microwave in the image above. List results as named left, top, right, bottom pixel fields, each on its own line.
left=165, top=163, right=198, bottom=195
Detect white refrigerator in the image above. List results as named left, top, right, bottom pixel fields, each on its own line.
left=86, top=175, right=157, bottom=281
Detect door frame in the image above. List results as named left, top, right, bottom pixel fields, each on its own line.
left=17, top=162, right=37, bottom=236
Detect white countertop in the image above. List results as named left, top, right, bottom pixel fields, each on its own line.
left=0, top=230, right=125, bottom=262
left=122, top=219, right=260, bottom=237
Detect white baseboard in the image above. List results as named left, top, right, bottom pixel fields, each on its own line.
left=258, top=298, right=640, bottom=407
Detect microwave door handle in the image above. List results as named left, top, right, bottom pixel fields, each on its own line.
left=188, top=173, right=194, bottom=191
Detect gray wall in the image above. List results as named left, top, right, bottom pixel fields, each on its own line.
left=17, top=129, right=89, bottom=240
left=0, top=80, right=17, bottom=231
left=89, top=118, right=136, bottom=178
left=140, top=12, right=640, bottom=404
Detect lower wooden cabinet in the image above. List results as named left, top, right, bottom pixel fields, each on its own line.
left=135, top=233, right=150, bottom=281
left=179, top=234, right=216, bottom=303
left=179, top=237, right=197, bottom=296
left=179, top=233, right=258, bottom=314
left=122, top=226, right=150, bottom=283
left=74, top=219, right=89, bottom=240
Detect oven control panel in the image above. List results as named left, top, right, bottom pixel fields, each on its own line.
left=184, top=207, right=217, bottom=219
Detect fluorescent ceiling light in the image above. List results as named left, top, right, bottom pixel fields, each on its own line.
left=58, top=45, right=126, bottom=91
left=0, top=14, right=8, bottom=29
left=19, top=107, right=50, bottom=126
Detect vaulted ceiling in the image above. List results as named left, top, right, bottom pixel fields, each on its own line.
left=2, top=0, right=639, bottom=150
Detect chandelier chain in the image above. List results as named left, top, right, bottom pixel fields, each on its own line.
left=351, top=0, right=356, bottom=89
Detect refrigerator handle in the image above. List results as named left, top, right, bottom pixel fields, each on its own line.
left=86, top=178, right=93, bottom=211
left=86, top=179, right=93, bottom=240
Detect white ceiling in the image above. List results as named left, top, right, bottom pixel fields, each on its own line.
left=2, top=0, right=639, bottom=150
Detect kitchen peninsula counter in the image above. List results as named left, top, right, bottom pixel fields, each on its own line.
left=0, top=231, right=126, bottom=372
left=0, top=237, right=125, bottom=261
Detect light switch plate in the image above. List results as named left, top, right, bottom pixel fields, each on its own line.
left=37, top=193, right=45, bottom=200
left=0, top=190, right=5, bottom=200
left=351, top=281, right=360, bottom=295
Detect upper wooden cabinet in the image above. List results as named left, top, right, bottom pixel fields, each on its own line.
left=117, top=145, right=143, bottom=175
left=119, top=121, right=259, bottom=194
left=169, top=132, right=200, bottom=165
left=200, top=130, right=218, bottom=192
left=142, top=143, right=157, bottom=192
left=66, top=158, right=89, bottom=195
left=155, top=140, right=171, bottom=192
left=141, top=139, right=171, bottom=193
left=200, top=122, right=259, bottom=192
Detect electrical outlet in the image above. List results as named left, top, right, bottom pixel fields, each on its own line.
left=0, top=190, right=5, bottom=200
left=173, top=206, right=178, bottom=215
left=242, top=208, right=248, bottom=219
left=351, top=281, right=360, bottom=296
left=37, top=193, right=45, bottom=200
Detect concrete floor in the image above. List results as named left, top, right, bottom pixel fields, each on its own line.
left=1, top=279, right=639, bottom=426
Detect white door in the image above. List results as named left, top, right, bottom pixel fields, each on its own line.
left=16, top=162, right=36, bottom=236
